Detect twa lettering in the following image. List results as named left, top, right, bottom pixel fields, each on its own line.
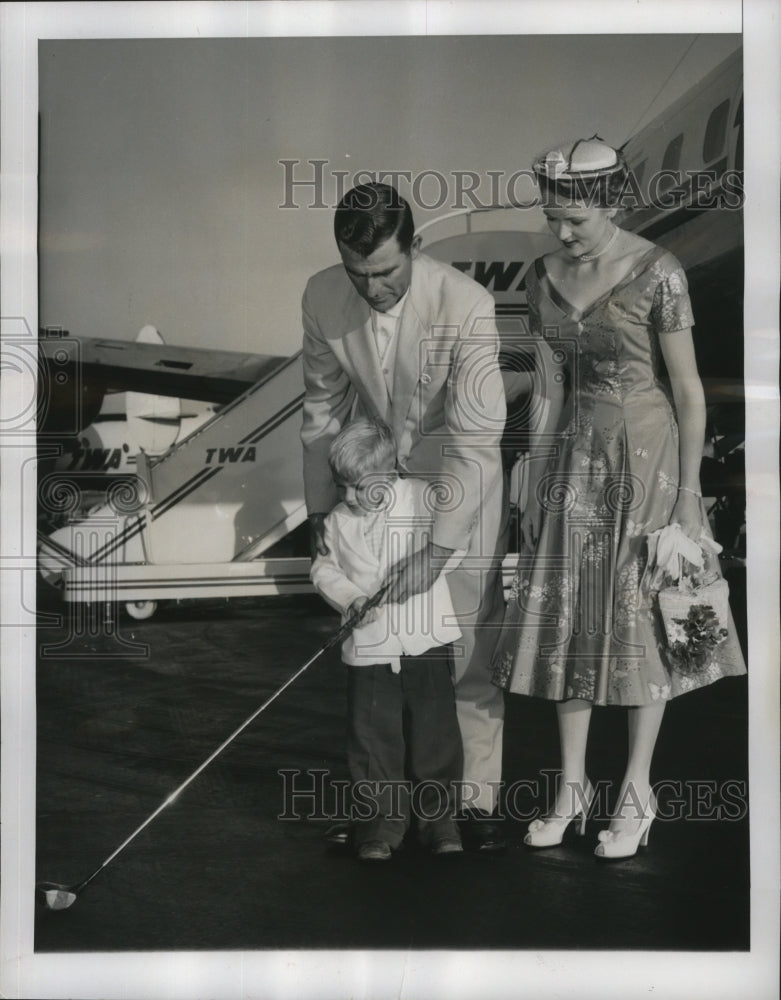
left=66, top=448, right=123, bottom=471
left=452, top=260, right=526, bottom=293
left=204, top=446, right=257, bottom=464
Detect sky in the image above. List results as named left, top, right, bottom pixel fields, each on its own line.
left=37, top=31, right=741, bottom=357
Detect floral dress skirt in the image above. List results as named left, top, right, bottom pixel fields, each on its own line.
left=491, top=247, right=746, bottom=706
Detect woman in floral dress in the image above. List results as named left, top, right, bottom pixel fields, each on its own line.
left=492, top=138, right=745, bottom=858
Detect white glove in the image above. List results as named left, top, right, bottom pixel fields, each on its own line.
left=645, top=523, right=722, bottom=588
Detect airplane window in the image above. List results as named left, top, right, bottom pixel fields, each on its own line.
left=154, top=359, right=193, bottom=370
left=703, top=100, right=730, bottom=164
left=661, top=134, right=684, bottom=173
left=658, top=135, right=684, bottom=193
left=631, top=159, right=647, bottom=186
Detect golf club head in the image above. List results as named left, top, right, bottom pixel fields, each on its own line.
left=36, top=882, right=78, bottom=911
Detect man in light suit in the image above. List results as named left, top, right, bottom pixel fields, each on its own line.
left=301, top=183, right=507, bottom=848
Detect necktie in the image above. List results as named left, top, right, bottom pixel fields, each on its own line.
left=372, top=306, right=400, bottom=395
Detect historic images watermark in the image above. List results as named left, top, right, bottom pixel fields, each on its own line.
left=2, top=319, right=150, bottom=655
left=278, top=161, right=745, bottom=212
left=278, top=768, right=748, bottom=823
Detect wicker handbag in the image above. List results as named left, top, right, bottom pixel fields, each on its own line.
left=645, top=525, right=731, bottom=675
left=658, top=576, right=730, bottom=675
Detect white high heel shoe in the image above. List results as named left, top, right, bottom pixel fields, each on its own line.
left=524, top=780, right=594, bottom=848
left=594, top=793, right=656, bottom=859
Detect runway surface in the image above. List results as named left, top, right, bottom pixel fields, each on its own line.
left=34, top=587, right=749, bottom=952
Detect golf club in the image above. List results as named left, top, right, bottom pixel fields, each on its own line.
left=37, top=584, right=388, bottom=911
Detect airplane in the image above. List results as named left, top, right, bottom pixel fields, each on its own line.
left=419, top=47, right=744, bottom=550
left=620, top=46, right=743, bottom=398
left=620, top=47, right=744, bottom=554
left=37, top=324, right=309, bottom=618
left=38, top=48, right=744, bottom=619
left=39, top=326, right=224, bottom=527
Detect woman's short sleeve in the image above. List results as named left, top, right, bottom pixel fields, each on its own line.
left=650, top=256, right=695, bottom=333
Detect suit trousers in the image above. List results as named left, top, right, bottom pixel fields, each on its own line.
left=347, top=652, right=463, bottom=849
left=445, top=474, right=508, bottom=815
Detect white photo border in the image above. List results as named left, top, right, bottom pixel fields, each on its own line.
left=1, top=2, right=778, bottom=999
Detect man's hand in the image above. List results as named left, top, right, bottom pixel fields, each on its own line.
left=383, top=541, right=454, bottom=605
left=309, top=513, right=329, bottom=559
left=348, top=596, right=380, bottom=626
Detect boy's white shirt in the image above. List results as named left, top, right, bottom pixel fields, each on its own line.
left=310, top=477, right=463, bottom=671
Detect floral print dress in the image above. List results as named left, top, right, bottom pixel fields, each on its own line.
left=491, top=245, right=746, bottom=705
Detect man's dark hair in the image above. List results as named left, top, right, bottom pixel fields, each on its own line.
left=334, top=182, right=415, bottom=257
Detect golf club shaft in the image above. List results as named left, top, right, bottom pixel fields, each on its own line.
left=79, top=584, right=388, bottom=881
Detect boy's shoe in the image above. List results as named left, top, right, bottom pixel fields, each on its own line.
left=357, top=840, right=392, bottom=862
left=430, top=836, right=464, bottom=856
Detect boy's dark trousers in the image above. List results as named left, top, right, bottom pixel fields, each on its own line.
left=346, top=649, right=463, bottom=849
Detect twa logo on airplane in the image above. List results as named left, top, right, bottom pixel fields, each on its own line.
left=424, top=231, right=559, bottom=308
left=64, top=446, right=128, bottom=471
left=452, top=260, right=526, bottom=292
left=204, top=446, right=257, bottom=465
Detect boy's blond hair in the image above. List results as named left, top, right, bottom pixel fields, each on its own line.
left=328, top=418, right=396, bottom=484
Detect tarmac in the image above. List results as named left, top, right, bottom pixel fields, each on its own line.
left=34, top=584, right=749, bottom=953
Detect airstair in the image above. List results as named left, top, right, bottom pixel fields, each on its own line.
left=39, top=352, right=311, bottom=617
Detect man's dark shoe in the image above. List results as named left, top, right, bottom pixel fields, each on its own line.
left=325, top=823, right=351, bottom=847
left=430, top=836, right=464, bottom=856
left=459, top=809, right=506, bottom=853
left=357, top=840, right=392, bottom=862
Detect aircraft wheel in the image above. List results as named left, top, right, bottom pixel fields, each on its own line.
left=125, top=600, right=157, bottom=620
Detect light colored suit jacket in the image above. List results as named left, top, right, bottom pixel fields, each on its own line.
left=301, top=252, right=506, bottom=552
left=310, top=477, right=463, bottom=666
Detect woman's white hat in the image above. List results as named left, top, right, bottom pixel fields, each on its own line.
left=532, top=136, right=624, bottom=181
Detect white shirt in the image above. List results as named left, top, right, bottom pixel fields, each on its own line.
left=371, top=290, right=408, bottom=396
left=310, top=477, right=463, bottom=671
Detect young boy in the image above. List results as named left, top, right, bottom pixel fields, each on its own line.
left=310, top=418, right=465, bottom=861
